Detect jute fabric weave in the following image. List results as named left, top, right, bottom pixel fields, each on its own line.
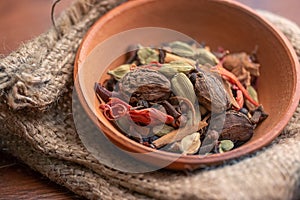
left=0, top=0, right=299, bottom=199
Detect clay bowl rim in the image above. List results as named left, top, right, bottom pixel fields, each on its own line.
left=74, top=0, right=300, bottom=168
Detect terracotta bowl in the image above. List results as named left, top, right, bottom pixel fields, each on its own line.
left=74, top=0, right=300, bottom=170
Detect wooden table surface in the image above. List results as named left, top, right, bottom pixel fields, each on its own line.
left=0, top=0, right=299, bottom=199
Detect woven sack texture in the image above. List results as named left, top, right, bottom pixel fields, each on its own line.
left=0, top=0, right=299, bottom=199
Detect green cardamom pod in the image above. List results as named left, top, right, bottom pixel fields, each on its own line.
left=137, top=45, right=159, bottom=65
left=219, top=140, right=234, bottom=153
left=247, top=85, right=259, bottom=103
left=168, top=41, right=195, bottom=57
left=194, top=48, right=219, bottom=65
left=107, top=64, right=131, bottom=81
left=180, top=132, right=201, bottom=155
left=158, top=61, right=195, bottom=77
left=171, top=72, right=197, bottom=104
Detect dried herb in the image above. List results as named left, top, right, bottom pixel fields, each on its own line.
left=95, top=40, right=268, bottom=156
left=211, top=65, right=259, bottom=107
left=222, top=52, right=260, bottom=86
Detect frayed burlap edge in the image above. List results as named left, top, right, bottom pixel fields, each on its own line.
left=0, top=0, right=125, bottom=111
left=0, top=1, right=300, bottom=200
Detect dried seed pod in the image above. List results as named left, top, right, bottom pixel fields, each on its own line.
left=250, top=105, right=268, bottom=124
left=119, top=68, right=171, bottom=105
left=158, top=61, right=195, bottom=77
left=194, top=48, right=219, bottom=65
left=246, top=85, right=259, bottom=111
left=171, top=72, right=197, bottom=104
left=107, top=64, right=131, bottom=81
left=192, top=69, right=231, bottom=113
left=129, top=84, right=171, bottom=105
left=180, top=132, right=201, bottom=155
left=218, top=140, right=234, bottom=153
left=164, top=52, right=196, bottom=66
left=168, top=41, right=195, bottom=57
left=137, top=46, right=159, bottom=65
left=247, top=85, right=258, bottom=102
left=220, top=110, right=254, bottom=143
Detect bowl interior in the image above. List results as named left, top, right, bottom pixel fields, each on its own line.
left=75, top=0, right=299, bottom=170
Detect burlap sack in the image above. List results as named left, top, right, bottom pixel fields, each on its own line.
left=0, top=0, right=299, bottom=199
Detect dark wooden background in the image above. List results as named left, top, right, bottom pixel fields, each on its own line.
left=0, top=0, right=299, bottom=199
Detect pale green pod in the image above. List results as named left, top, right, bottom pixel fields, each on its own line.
left=247, top=85, right=259, bottom=103
left=137, top=46, right=159, bottom=65
left=246, top=85, right=259, bottom=111
left=195, top=48, right=219, bottom=65
left=171, top=72, right=197, bottom=104
left=219, top=140, right=234, bottom=153
left=158, top=61, right=195, bottom=77
left=107, top=64, right=131, bottom=81
left=169, top=41, right=195, bottom=57
left=180, top=132, right=201, bottom=155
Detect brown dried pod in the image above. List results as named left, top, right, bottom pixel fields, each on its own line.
left=250, top=105, right=268, bottom=124
left=129, top=84, right=171, bottom=105
left=190, top=69, right=231, bottom=113
left=119, top=68, right=171, bottom=105
left=220, top=110, right=254, bottom=143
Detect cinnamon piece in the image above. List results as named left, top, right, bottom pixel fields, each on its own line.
left=153, top=121, right=207, bottom=148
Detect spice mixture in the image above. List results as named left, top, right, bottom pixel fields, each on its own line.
left=95, top=41, right=268, bottom=155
